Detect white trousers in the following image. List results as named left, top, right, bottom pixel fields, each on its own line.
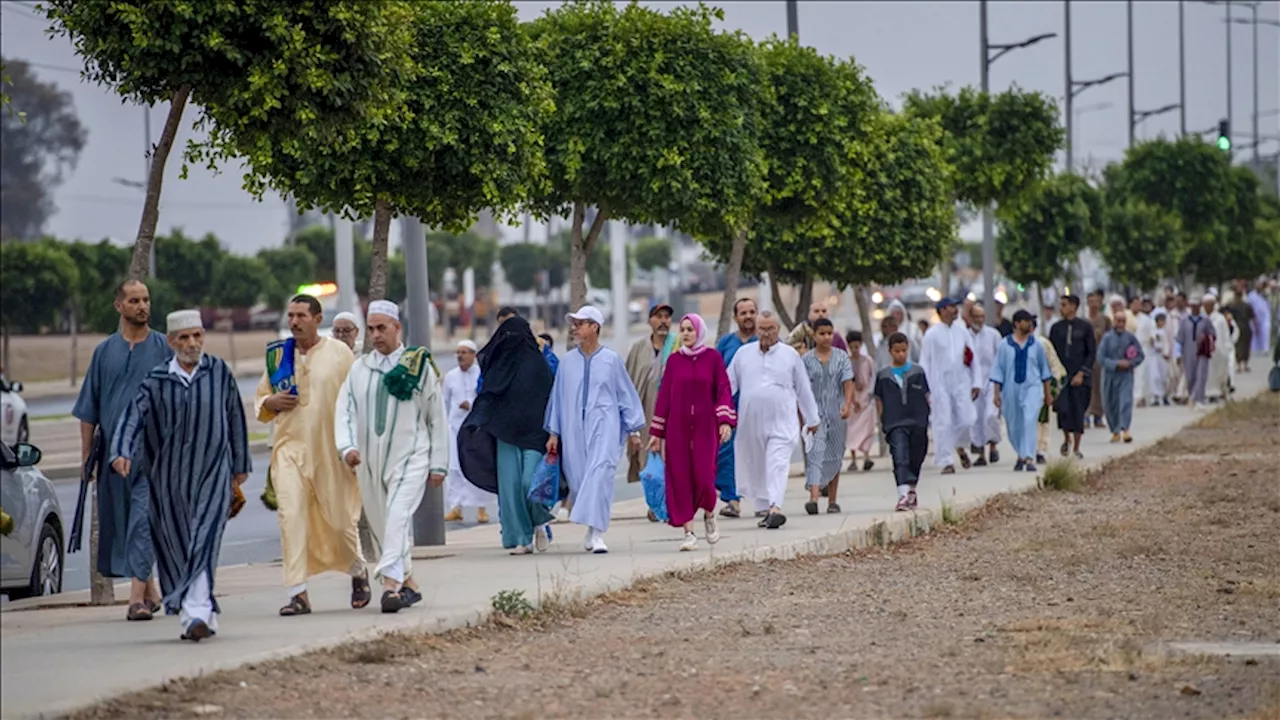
left=180, top=571, right=218, bottom=632
left=367, top=475, right=427, bottom=584
left=445, top=468, right=496, bottom=512
left=931, top=383, right=977, bottom=467
left=969, top=385, right=1001, bottom=447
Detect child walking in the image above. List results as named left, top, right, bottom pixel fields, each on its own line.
left=873, top=333, right=931, bottom=511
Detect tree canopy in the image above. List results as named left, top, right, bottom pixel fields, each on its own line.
left=0, top=239, right=78, bottom=335
left=1099, top=199, right=1183, bottom=292
left=527, top=0, right=767, bottom=310
left=42, top=0, right=419, bottom=280
left=0, top=58, right=87, bottom=241
left=902, top=85, right=1065, bottom=209
left=996, top=172, right=1103, bottom=288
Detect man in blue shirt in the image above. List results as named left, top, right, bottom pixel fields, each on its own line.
left=73, top=279, right=171, bottom=620
left=713, top=298, right=758, bottom=518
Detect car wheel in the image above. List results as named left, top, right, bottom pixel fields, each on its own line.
left=24, top=521, right=63, bottom=598
left=16, top=415, right=29, bottom=443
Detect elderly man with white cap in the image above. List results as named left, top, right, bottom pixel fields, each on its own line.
left=331, top=311, right=361, bottom=353
left=1203, top=293, right=1233, bottom=402
left=442, top=338, right=495, bottom=523
left=544, top=305, right=646, bottom=554
left=111, top=309, right=251, bottom=641
left=335, top=299, right=449, bottom=613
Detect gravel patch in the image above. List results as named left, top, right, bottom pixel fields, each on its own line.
left=71, top=395, right=1280, bottom=720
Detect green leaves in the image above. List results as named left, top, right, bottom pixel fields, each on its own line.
left=0, top=239, right=78, bottom=334
left=997, top=173, right=1102, bottom=287
left=634, top=236, right=673, bottom=272
left=1099, top=199, right=1183, bottom=291
left=902, top=85, right=1064, bottom=208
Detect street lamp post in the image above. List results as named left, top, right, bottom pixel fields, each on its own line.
left=981, top=0, right=1056, bottom=325
left=1180, top=0, right=1187, bottom=135
left=1128, top=0, right=1136, bottom=148
left=1227, top=4, right=1272, bottom=164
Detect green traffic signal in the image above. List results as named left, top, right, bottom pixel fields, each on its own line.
left=1217, top=135, right=1231, bottom=151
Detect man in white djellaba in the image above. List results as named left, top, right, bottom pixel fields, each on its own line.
left=335, top=300, right=449, bottom=613
left=727, top=311, right=819, bottom=530
left=919, top=297, right=982, bottom=474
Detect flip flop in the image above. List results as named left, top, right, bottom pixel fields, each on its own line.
left=180, top=619, right=213, bottom=642
left=381, top=590, right=404, bottom=614
left=765, top=512, right=787, bottom=530
left=804, top=501, right=819, bottom=515
left=719, top=504, right=740, bottom=518
left=401, top=587, right=423, bottom=607
left=827, top=503, right=842, bottom=513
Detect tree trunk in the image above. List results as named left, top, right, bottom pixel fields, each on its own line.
left=939, top=261, right=952, bottom=305
left=716, top=227, right=748, bottom=337
left=794, top=276, right=814, bottom=330
left=368, top=198, right=392, bottom=302
left=568, top=201, right=609, bottom=312
left=227, top=325, right=237, bottom=372
left=2, top=326, right=9, bottom=383
left=854, top=284, right=874, bottom=338
left=89, top=484, right=114, bottom=605
left=128, top=85, right=191, bottom=281
left=767, top=267, right=796, bottom=330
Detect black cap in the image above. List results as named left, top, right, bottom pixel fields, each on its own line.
left=1012, top=309, right=1035, bottom=323
left=649, top=302, right=674, bottom=317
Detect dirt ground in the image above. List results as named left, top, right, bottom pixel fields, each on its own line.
left=3, top=330, right=279, bottom=384
left=73, top=395, right=1280, bottom=720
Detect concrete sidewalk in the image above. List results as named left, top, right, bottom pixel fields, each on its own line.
left=1, top=370, right=1269, bottom=720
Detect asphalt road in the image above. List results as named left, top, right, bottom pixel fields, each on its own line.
left=53, top=448, right=644, bottom=594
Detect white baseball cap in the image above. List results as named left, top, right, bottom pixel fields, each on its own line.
left=565, top=305, right=605, bottom=326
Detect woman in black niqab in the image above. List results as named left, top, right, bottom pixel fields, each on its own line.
left=457, top=316, right=553, bottom=494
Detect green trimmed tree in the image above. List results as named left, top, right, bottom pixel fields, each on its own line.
left=1106, top=136, right=1234, bottom=285
left=902, top=85, right=1065, bottom=287
left=208, top=1, right=551, bottom=304
left=528, top=1, right=767, bottom=312
left=42, top=0, right=417, bottom=281
left=698, top=39, right=878, bottom=331
left=1099, top=199, right=1183, bottom=292
left=634, top=236, right=674, bottom=273
left=996, top=172, right=1103, bottom=290
left=0, top=239, right=78, bottom=370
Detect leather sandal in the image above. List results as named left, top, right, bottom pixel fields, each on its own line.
left=126, top=602, right=153, bottom=621
left=279, top=594, right=311, bottom=617
left=351, top=573, right=372, bottom=609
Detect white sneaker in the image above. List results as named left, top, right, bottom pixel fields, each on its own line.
left=703, top=513, right=720, bottom=544
left=583, top=527, right=594, bottom=551
left=534, top=524, right=550, bottom=552
left=679, top=532, right=698, bottom=552
left=588, top=535, right=609, bottom=554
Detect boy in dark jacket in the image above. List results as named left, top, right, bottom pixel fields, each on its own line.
left=873, top=333, right=931, bottom=511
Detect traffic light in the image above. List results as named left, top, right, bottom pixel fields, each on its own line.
left=1217, top=118, right=1231, bottom=151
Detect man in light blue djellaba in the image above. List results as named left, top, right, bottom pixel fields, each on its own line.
left=989, top=310, right=1053, bottom=473
left=544, top=305, right=646, bottom=554
left=73, top=279, right=171, bottom=621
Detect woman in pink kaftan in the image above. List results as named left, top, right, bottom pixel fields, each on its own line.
left=649, top=314, right=736, bottom=552
left=845, top=331, right=877, bottom=470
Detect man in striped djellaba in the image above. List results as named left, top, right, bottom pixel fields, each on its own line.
left=110, top=309, right=251, bottom=641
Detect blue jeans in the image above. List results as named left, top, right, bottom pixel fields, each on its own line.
left=887, top=426, right=928, bottom=487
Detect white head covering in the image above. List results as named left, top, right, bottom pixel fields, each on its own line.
left=1202, top=292, right=1218, bottom=304
left=367, top=300, right=400, bottom=322
left=565, top=305, right=605, bottom=326
left=456, top=339, right=478, bottom=352
left=333, top=311, right=358, bottom=327
left=166, top=309, right=202, bottom=334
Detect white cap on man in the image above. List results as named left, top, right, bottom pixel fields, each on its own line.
left=367, top=300, right=400, bottom=322
left=565, top=305, right=605, bottom=326
left=333, top=311, right=358, bottom=326
left=166, top=309, right=203, bottom=334
left=456, top=339, right=478, bottom=352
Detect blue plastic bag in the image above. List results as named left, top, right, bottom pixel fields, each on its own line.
left=528, top=452, right=560, bottom=509
left=639, top=452, right=668, bottom=523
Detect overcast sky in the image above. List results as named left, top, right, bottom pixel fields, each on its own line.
left=2, top=0, right=1276, bottom=254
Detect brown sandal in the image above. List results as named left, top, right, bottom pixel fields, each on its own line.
left=126, top=602, right=153, bottom=621
left=279, top=594, right=311, bottom=617
left=351, top=573, right=372, bottom=609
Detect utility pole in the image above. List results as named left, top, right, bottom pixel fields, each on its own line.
left=1128, top=0, right=1135, bottom=148
left=1251, top=1, right=1259, bottom=164
left=978, top=1, right=1055, bottom=326
left=334, top=215, right=357, bottom=316
left=1227, top=1, right=1234, bottom=160
left=1179, top=0, right=1187, bottom=135
left=609, top=219, right=627, bottom=345
left=786, top=0, right=798, bottom=38
left=403, top=216, right=444, bottom=546
left=1065, top=0, right=1073, bottom=172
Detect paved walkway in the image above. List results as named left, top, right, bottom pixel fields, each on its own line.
left=1, top=368, right=1268, bottom=720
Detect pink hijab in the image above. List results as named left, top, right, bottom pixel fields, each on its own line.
left=678, top=313, right=709, bottom=356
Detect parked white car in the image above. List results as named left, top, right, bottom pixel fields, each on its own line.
left=0, top=375, right=29, bottom=446
left=1, top=442, right=64, bottom=599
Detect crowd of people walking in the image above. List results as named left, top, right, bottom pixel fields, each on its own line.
left=70, top=275, right=1277, bottom=642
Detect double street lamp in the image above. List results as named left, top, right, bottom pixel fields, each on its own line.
left=1225, top=3, right=1279, bottom=164
left=980, top=0, right=1056, bottom=325
left=1065, top=0, right=1126, bottom=172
